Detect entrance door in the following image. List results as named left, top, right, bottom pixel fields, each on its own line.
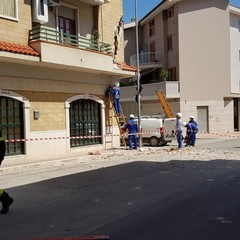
left=233, top=98, right=239, bottom=131
left=197, top=106, right=209, bottom=133
left=69, top=99, right=101, bottom=147
left=0, top=97, right=24, bottom=156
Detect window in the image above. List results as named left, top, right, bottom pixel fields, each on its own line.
left=168, top=7, right=174, bottom=18
left=149, top=19, right=155, bottom=36
left=162, top=7, right=174, bottom=21
left=167, top=35, right=173, bottom=50
left=163, top=10, right=168, bottom=21
left=59, top=15, right=76, bottom=44
left=0, top=0, right=18, bottom=20
left=39, top=0, right=45, bottom=16
left=59, top=16, right=76, bottom=36
left=69, top=99, right=101, bottom=147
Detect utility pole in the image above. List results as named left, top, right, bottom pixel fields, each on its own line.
left=134, top=0, right=142, bottom=148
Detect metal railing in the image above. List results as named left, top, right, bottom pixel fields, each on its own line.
left=29, top=26, right=113, bottom=55
left=130, top=52, right=163, bottom=67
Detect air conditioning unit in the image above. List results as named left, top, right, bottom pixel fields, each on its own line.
left=47, top=0, right=61, bottom=7
left=32, top=0, right=49, bottom=24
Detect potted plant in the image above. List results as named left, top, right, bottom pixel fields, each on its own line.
left=90, top=29, right=100, bottom=50
left=160, top=69, right=168, bottom=81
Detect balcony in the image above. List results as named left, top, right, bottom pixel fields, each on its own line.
left=28, top=26, right=118, bottom=74
left=29, top=26, right=112, bottom=54
left=120, top=81, right=180, bottom=102
left=130, top=52, right=163, bottom=69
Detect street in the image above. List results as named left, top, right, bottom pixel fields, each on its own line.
left=0, top=137, right=240, bottom=240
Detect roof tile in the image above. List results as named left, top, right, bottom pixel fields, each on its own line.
left=0, top=41, right=39, bottom=56
left=116, top=61, right=137, bottom=72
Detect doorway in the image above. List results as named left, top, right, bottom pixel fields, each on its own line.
left=69, top=99, right=102, bottom=147
left=233, top=98, right=239, bottom=131
left=197, top=106, right=209, bottom=133
left=0, top=96, right=25, bottom=156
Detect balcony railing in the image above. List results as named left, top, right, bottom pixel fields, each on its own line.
left=130, top=52, right=163, bottom=67
left=120, top=81, right=180, bottom=101
left=29, top=26, right=113, bottom=55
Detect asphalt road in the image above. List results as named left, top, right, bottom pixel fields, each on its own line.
left=0, top=137, right=240, bottom=240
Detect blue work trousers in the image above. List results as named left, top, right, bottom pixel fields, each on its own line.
left=177, top=130, right=183, bottom=148
left=113, top=98, right=120, bottom=115
left=128, top=133, right=138, bottom=149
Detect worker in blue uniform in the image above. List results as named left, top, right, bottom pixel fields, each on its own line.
left=183, top=121, right=198, bottom=147
left=111, top=82, right=121, bottom=115
left=124, top=114, right=138, bottom=150
left=0, top=130, right=14, bottom=214
left=189, top=115, right=198, bottom=125
left=188, top=115, right=198, bottom=146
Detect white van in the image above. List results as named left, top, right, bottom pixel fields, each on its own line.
left=123, top=116, right=176, bottom=147
left=140, top=117, right=176, bottom=146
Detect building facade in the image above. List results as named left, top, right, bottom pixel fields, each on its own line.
left=0, top=0, right=135, bottom=158
left=122, top=0, right=240, bottom=134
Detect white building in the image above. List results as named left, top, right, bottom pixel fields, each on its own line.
left=121, top=0, right=240, bottom=134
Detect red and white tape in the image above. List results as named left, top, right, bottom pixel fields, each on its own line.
left=4, top=129, right=239, bottom=143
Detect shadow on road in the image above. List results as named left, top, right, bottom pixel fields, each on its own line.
left=1, top=159, right=240, bottom=240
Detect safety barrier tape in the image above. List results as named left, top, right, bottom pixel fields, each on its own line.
left=4, top=129, right=239, bottom=143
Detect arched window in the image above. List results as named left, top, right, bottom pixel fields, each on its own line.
left=0, top=96, right=24, bottom=155
left=69, top=99, right=101, bottom=147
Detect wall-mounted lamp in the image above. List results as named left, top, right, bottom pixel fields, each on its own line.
left=34, top=110, right=40, bottom=120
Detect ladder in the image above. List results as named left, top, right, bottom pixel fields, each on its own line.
left=108, top=97, right=127, bottom=146
left=156, top=90, right=174, bottom=118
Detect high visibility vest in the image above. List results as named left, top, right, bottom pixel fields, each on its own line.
left=0, top=137, right=4, bottom=141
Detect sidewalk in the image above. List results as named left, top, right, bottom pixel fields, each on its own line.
left=0, top=147, right=116, bottom=175
left=1, top=131, right=239, bottom=175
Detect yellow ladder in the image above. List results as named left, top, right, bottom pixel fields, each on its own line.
left=156, top=90, right=174, bottom=118
left=110, top=97, right=127, bottom=146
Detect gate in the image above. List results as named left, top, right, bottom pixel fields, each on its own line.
left=70, top=99, right=101, bottom=147
left=0, top=96, right=25, bottom=155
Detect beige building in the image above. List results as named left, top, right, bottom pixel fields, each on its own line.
left=0, top=0, right=135, bottom=158
left=122, top=0, right=240, bottom=134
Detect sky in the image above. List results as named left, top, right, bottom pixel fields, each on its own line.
left=123, top=0, right=240, bottom=23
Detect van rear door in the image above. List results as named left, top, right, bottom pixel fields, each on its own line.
left=163, top=118, right=176, bottom=142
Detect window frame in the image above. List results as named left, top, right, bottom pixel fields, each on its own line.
left=149, top=19, right=155, bottom=37
left=167, top=7, right=174, bottom=18
left=0, top=0, right=18, bottom=21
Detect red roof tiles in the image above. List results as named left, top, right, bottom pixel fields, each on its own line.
left=0, top=41, right=39, bottom=56
left=116, top=61, right=137, bottom=72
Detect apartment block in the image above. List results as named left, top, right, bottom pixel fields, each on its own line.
left=122, top=0, right=240, bottom=134
left=0, top=0, right=135, bottom=158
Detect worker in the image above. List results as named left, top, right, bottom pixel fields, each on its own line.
left=188, top=115, right=198, bottom=146
left=124, top=114, right=138, bottom=150
left=0, top=130, right=14, bottom=214
left=175, top=112, right=183, bottom=149
left=189, top=115, right=198, bottom=125
left=183, top=121, right=198, bottom=147
left=111, top=82, right=121, bottom=115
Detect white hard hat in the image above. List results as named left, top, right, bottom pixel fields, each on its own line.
left=115, top=82, right=120, bottom=87
left=130, top=114, right=135, bottom=118
left=176, top=112, right=182, bottom=118
left=182, top=121, right=187, bottom=127
left=189, top=115, right=194, bottom=119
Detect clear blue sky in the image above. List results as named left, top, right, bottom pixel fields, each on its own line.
left=123, top=0, right=240, bottom=23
